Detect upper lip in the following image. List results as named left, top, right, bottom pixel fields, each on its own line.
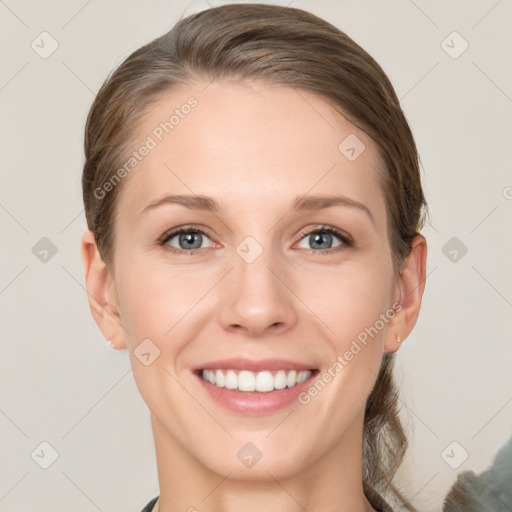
left=192, top=358, right=317, bottom=373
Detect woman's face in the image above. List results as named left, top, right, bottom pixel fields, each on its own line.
left=98, top=80, right=408, bottom=479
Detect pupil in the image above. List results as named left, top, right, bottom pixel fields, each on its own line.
left=180, top=232, right=201, bottom=249
left=312, top=233, right=331, bottom=249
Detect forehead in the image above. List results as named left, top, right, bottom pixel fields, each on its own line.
left=116, top=80, right=386, bottom=225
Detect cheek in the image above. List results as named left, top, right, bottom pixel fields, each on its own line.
left=293, top=267, right=392, bottom=436
left=115, top=257, right=213, bottom=343
left=293, top=260, right=393, bottom=343
left=113, top=260, right=205, bottom=419
left=294, top=259, right=392, bottom=405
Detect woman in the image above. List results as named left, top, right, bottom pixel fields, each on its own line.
left=81, top=4, right=427, bottom=511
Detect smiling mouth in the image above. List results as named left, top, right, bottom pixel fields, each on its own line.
left=194, top=368, right=319, bottom=393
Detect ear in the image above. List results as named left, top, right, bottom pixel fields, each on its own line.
left=81, top=230, right=127, bottom=350
left=384, top=234, right=427, bottom=353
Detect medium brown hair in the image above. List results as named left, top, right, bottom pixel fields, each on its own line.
left=82, top=3, right=427, bottom=508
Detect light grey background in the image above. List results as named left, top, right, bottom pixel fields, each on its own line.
left=1, top=0, right=511, bottom=511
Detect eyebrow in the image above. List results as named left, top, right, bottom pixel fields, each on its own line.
left=140, top=193, right=375, bottom=225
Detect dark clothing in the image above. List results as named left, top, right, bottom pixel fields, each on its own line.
left=140, top=496, right=158, bottom=512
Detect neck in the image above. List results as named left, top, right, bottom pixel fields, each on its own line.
left=149, top=411, right=376, bottom=512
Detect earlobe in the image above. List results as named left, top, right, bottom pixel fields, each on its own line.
left=385, top=335, right=404, bottom=354
left=384, top=234, right=428, bottom=353
left=81, top=230, right=127, bottom=350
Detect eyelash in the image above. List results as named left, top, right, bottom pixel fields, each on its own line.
left=159, top=224, right=353, bottom=256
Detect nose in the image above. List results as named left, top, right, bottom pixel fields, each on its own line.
left=219, top=242, right=298, bottom=338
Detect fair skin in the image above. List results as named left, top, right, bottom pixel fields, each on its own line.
left=82, top=80, right=426, bottom=512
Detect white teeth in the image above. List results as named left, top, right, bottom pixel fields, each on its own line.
left=215, top=369, right=225, bottom=387
left=201, top=369, right=313, bottom=392
left=255, top=371, right=273, bottom=392
left=297, top=370, right=310, bottom=384
left=225, top=370, right=238, bottom=389
left=274, top=370, right=288, bottom=390
left=239, top=370, right=255, bottom=391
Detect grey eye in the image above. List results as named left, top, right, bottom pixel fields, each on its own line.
left=165, top=230, right=213, bottom=251
left=297, top=231, right=342, bottom=250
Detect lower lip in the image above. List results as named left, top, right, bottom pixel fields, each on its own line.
left=193, top=370, right=318, bottom=415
